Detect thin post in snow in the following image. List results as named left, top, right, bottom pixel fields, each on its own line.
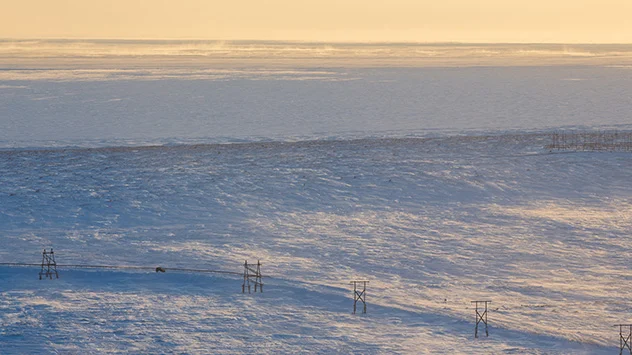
left=471, top=300, right=491, bottom=338
left=350, top=280, right=369, bottom=314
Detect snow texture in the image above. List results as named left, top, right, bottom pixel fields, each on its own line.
left=1, top=135, right=631, bottom=354
left=1, top=41, right=631, bottom=354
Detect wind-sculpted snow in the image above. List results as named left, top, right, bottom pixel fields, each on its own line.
left=1, top=134, right=630, bottom=353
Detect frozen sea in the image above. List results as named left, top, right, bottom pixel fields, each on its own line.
left=1, top=40, right=632, bottom=354
left=2, top=40, right=632, bottom=148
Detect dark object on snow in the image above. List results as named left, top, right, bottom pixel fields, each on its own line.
left=615, top=324, right=632, bottom=354
left=155, top=267, right=166, bottom=273
left=472, top=300, right=492, bottom=338
left=242, top=260, right=263, bottom=293
left=350, top=280, right=369, bottom=314
left=39, top=248, right=59, bottom=280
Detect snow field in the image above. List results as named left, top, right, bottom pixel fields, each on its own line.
left=1, top=134, right=630, bottom=353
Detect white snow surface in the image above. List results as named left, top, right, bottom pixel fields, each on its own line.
left=1, top=40, right=632, bottom=354
left=1, top=134, right=631, bottom=354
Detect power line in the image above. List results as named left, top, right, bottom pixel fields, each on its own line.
left=0, top=262, right=244, bottom=276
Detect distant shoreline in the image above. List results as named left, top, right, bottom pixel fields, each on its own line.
left=2, top=40, right=632, bottom=69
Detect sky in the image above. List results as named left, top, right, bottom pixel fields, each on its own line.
left=1, top=0, right=632, bottom=43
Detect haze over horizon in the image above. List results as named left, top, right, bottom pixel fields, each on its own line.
left=2, top=0, right=632, bottom=44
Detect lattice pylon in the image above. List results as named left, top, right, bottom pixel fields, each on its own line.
left=39, top=248, right=59, bottom=280
left=350, top=280, right=368, bottom=314
left=615, top=324, right=632, bottom=355
left=472, top=300, right=491, bottom=338
left=242, top=260, right=263, bottom=293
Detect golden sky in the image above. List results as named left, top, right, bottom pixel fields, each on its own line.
left=1, top=0, right=631, bottom=43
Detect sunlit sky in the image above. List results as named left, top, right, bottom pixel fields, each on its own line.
left=2, top=0, right=631, bottom=43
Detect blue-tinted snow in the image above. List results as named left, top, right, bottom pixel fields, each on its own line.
left=2, top=66, right=632, bottom=148
left=2, top=41, right=632, bottom=148
left=1, top=41, right=631, bottom=354
left=1, top=135, right=630, bottom=354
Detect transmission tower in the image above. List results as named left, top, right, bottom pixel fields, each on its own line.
left=615, top=324, right=632, bottom=355
left=350, top=280, right=369, bottom=314
left=242, top=260, right=263, bottom=293
left=472, top=300, right=491, bottom=338
left=39, top=248, right=59, bottom=280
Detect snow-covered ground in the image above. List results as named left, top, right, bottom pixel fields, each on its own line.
left=1, top=40, right=632, bottom=353
left=1, top=134, right=631, bottom=354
